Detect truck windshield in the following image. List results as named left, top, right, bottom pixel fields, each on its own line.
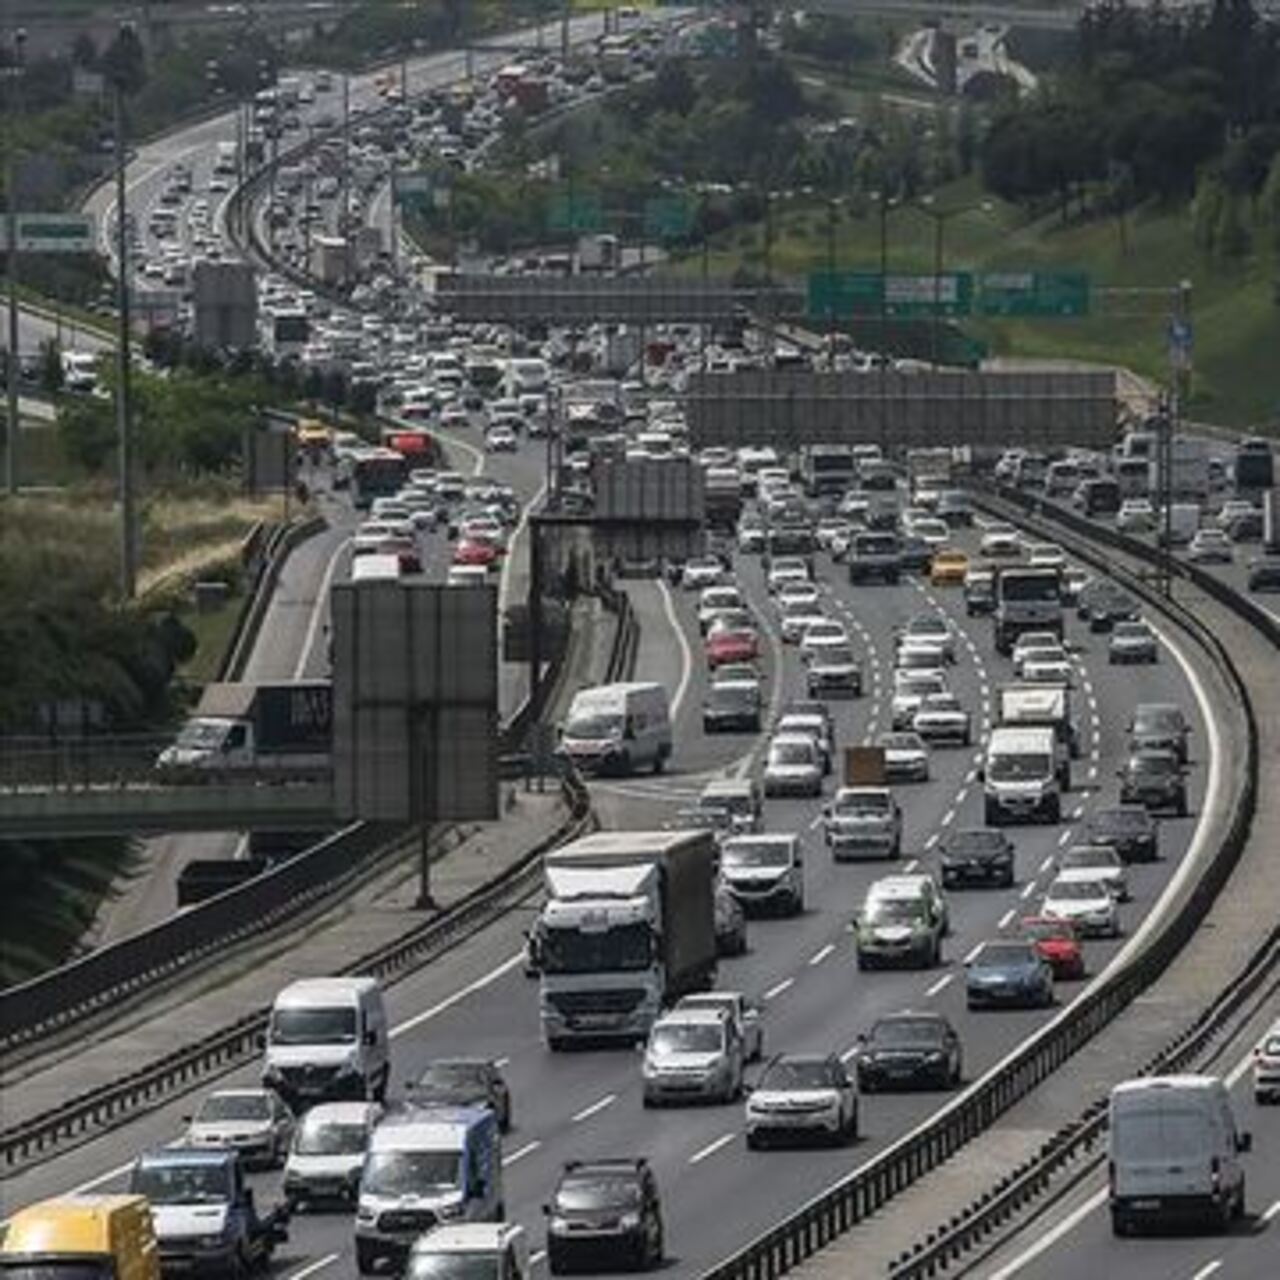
left=406, top=1256, right=500, bottom=1280
left=722, top=840, right=790, bottom=868
left=564, top=714, right=620, bottom=741
left=989, top=754, right=1051, bottom=781
left=1000, top=576, right=1060, bottom=602
left=175, top=721, right=227, bottom=749
left=363, top=1151, right=460, bottom=1196
left=296, top=1121, right=367, bottom=1155
left=865, top=899, right=923, bottom=925
left=541, top=922, right=651, bottom=973
left=132, top=1164, right=229, bottom=1204
left=0, top=1267, right=113, bottom=1280
left=271, top=1006, right=356, bottom=1045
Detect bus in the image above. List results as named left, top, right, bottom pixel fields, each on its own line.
left=270, top=308, right=310, bottom=360
left=347, top=447, right=408, bottom=509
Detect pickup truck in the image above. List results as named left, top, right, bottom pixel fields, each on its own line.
left=823, top=786, right=903, bottom=860
left=129, top=1147, right=288, bottom=1277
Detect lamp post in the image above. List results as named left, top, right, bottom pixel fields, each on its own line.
left=5, top=24, right=26, bottom=496
left=916, top=195, right=992, bottom=369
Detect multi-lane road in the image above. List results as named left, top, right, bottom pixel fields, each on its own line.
left=12, top=430, right=1222, bottom=1280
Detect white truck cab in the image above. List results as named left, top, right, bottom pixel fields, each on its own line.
left=983, top=726, right=1061, bottom=825
left=406, top=1223, right=529, bottom=1280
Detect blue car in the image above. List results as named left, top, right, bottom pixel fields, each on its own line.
left=965, top=940, right=1054, bottom=1010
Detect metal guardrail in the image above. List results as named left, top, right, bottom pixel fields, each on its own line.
left=602, top=590, right=640, bottom=684
left=698, top=484, right=1260, bottom=1280
left=1, top=767, right=593, bottom=1175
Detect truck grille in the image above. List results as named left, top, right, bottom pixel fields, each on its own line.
left=280, top=1064, right=339, bottom=1089
left=379, top=1209, right=437, bottom=1234
left=548, top=989, right=646, bottom=1015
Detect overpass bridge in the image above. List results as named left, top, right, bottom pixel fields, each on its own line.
left=810, top=0, right=1279, bottom=32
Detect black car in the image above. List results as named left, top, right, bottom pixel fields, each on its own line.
left=964, top=573, right=996, bottom=616
left=407, top=1059, right=511, bottom=1131
left=1077, top=580, right=1138, bottom=631
left=940, top=828, right=1015, bottom=888
left=856, top=1011, right=963, bottom=1092
left=1227, top=511, right=1263, bottom=542
left=702, top=680, right=762, bottom=733
left=1248, top=556, right=1280, bottom=591
left=1128, top=702, right=1190, bottom=763
left=546, top=1159, right=664, bottom=1274
left=899, top=534, right=933, bottom=574
left=1086, top=805, right=1159, bottom=863
left=1118, top=749, right=1188, bottom=816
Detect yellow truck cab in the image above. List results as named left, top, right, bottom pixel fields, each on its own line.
left=0, top=1195, right=160, bottom=1280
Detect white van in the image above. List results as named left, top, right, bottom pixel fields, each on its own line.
left=1109, top=1075, right=1251, bottom=1235
left=982, top=726, right=1061, bottom=825
left=283, top=1100, right=381, bottom=1210
left=559, top=682, right=672, bottom=776
left=1164, top=502, right=1201, bottom=547
left=262, top=977, right=389, bottom=1109
left=356, top=1107, right=504, bottom=1274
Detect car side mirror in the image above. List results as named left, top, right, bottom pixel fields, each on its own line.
left=541, top=1204, right=552, bottom=1216
left=1238, top=1131, right=1253, bottom=1154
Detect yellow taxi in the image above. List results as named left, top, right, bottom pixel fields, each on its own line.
left=929, top=548, right=970, bottom=587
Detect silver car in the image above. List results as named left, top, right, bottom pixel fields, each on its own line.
left=912, top=693, right=972, bottom=747
left=763, top=734, right=823, bottom=798
left=1058, top=845, right=1130, bottom=902
left=283, top=1101, right=380, bottom=1209
left=1041, top=872, right=1121, bottom=938
left=642, top=1009, right=743, bottom=1106
left=1109, top=620, right=1159, bottom=664
left=823, top=786, right=903, bottom=860
left=877, top=731, right=930, bottom=783
left=184, top=1088, right=294, bottom=1169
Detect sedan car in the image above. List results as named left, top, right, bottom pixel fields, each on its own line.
left=912, top=692, right=972, bottom=746
left=184, top=1088, right=294, bottom=1169
left=779, top=598, right=827, bottom=644
left=1109, top=619, right=1159, bottom=664
left=681, top=556, right=725, bottom=590
left=892, top=671, right=948, bottom=730
left=762, top=734, right=824, bottom=798
left=706, top=627, right=759, bottom=670
left=409, top=1058, right=514, bottom=1131
left=1129, top=702, right=1191, bottom=761
left=939, top=827, right=1015, bottom=889
left=1059, top=844, right=1130, bottom=901
left=1086, top=805, right=1160, bottom=863
left=1040, top=872, right=1121, bottom=938
left=964, top=570, right=996, bottom=616
left=965, top=941, right=1055, bottom=1009
left=899, top=613, right=956, bottom=663
left=744, top=1054, right=857, bottom=1148
left=1116, top=499, right=1157, bottom=533
left=1019, top=916, right=1086, bottom=980
left=876, top=731, right=930, bottom=783
left=1015, top=644, right=1073, bottom=685
left=1187, top=527, right=1233, bottom=564
left=484, top=424, right=517, bottom=452
left=807, top=644, right=863, bottom=698
left=1118, top=748, right=1188, bottom=815
left=929, top=549, right=969, bottom=587
left=855, top=1012, right=962, bottom=1092
left=980, top=524, right=1023, bottom=558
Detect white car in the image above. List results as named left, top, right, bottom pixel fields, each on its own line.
left=1188, top=528, right=1233, bottom=564
left=484, top=424, right=517, bottom=452
left=1214, top=499, right=1257, bottom=531
left=1026, top=542, right=1067, bottom=569
left=1011, top=631, right=1061, bottom=670
left=681, top=556, right=725, bottom=590
left=762, top=733, right=824, bottom=798
left=892, top=671, right=947, bottom=730
left=775, top=713, right=832, bottom=774
left=980, top=524, right=1022, bottom=558
left=1017, top=646, right=1074, bottom=686
left=780, top=597, right=828, bottom=644
left=909, top=517, right=951, bottom=549
left=184, top=1088, right=294, bottom=1169
left=676, top=992, right=764, bottom=1062
left=799, top=619, right=849, bottom=664
left=877, top=731, right=930, bottom=783
left=1058, top=845, right=1130, bottom=901
left=1253, top=1021, right=1280, bottom=1104
left=1116, top=499, right=1156, bottom=532
left=912, top=692, right=972, bottom=746
left=815, top=518, right=852, bottom=552
left=767, top=558, right=811, bottom=594
left=894, top=640, right=948, bottom=679
left=1041, top=872, right=1121, bottom=938
left=775, top=580, right=820, bottom=610
left=745, top=1053, right=857, bottom=1148
left=699, top=585, right=745, bottom=633
left=283, top=1101, right=381, bottom=1209
left=897, top=614, right=955, bottom=663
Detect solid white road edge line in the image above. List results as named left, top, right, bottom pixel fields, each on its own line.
left=656, top=578, right=693, bottom=721
left=294, top=533, right=350, bottom=680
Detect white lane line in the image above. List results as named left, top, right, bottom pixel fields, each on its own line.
left=965, top=769, right=977, bottom=784
left=531, top=1251, right=547, bottom=1266
left=924, top=833, right=939, bottom=850
left=284, top=1254, right=340, bottom=1280
left=689, top=1132, right=737, bottom=1165
left=1262, top=1198, right=1280, bottom=1223
left=1071, top=804, right=1084, bottom=819
left=955, top=787, right=969, bottom=805
left=656, top=579, right=694, bottom=719
left=1058, top=830, right=1073, bottom=847
left=839, top=1044, right=862, bottom=1063
left=294, top=533, right=351, bottom=679
left=70, top=1158, right=138, bottom=1195
left=1189, top=1263, right=1222, bottom=1280
left=903, top=859, right=919, bottom=873
left=1040, top=855, right=1054, bottom=873
left=572, top=1093, right=617, bottom=1123
left=503, top=1140, right=541, bottom=1166
left=763, top=977, right=794, bottom=1002
left=498, top=477, right=547, bottom=617
left=391, top=953, right=523, bottom=1037
left=998, top=909, right=1015, bottom=929
left=1020, top=882, right=1037, bottom=900
left=494, top=1056, right=510, bottom=1068
left=809, top=943, right=835, bottom=966
left=963, top=944, right=984, bottom=964
left=941, top=807, right=956, bottom=826
left=925, top=974, right=954, bottom=998
left=808, top=813, right=823, bottom=830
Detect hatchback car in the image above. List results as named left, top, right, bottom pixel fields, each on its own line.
left=706, top=627, right=759, bottom=670
left=407, top=1058, right=512, bottom=1131
left=763, top=734, right=823, bottom=798
left=1118, top=748, right=1188, bottom=816
left=1248, top=556, right=1280, bottom=591
left=876, top=731, right=930, bottom=783
left=1019, top=916, right=1085, bottom=980
left=912, top=692, right=972, bottom=746
left=744, top=1054, right=857, bottom=1148
left=965, top=941, right=1054, bottom=1009
left=855, top=1012, right=962, bottom=1091
left=642, top=1008, right=743, bottom=1106
left=1187, top=527, right=1233, bottom=563
left=702, top=679, right=762, bottom=734
left=546, top=1159, right=664, bottom=1274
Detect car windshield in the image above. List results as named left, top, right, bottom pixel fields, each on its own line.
left=131, top=1164, right=229, bottom=1205
left=769, top=742, right=814, bottom=766
left=1063, top=850, right=1114, bottom=869
left=295, top=1120, right=367, bottom=1156
left=865, top=898, right=925, bottom=925
left=565, top=714, right=621, bottom=740
left=835, top=792, right=888, bottom=814
left=1001, top=575, right=1060, bottom=602
left=988, top=753, right=1051, bottom=781
left=870, top=1019, right=945, bottom=1047
left=174, top=721, right=228, bottom=749
left=815, top=647, right=856, bottom=667
left=557, top=1176, right=642, bottom=1212
left=908, top=617, right=947, bottom=636
left=362, top=1150, right=460, bottom=1196
left=1114, top=623, right=1150, bottom=639
left=1049, top=880, right=1106, bottom=900
left=407, top=1256, right=499, bottom=1280
left=651, top=1023, right=723, bottom=1054
left=897, top=675, right=944, bottom=696
left=722, top=840, right=791, bottom=868
left=880, top=734, right=923, bottom=751
left=1134, top=709, right=1182, bottom=733
left=415, top=1063, right=485, bottom=1091
left=197, top=1094, right=270, bottom=1123
left=976, top=945, right=1035, bottom=967
left=1130, top=755, right=1176, bottom=775
left=761, top=1059, right=832, bottom=1091
left=271, top=1006, right=356, bottom=1045
left=944, top=830, right=1003, bottom=855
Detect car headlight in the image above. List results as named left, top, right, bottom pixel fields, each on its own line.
left=549, top=1216, right=570, bottom=1233
left=357, top=1205, right=376, bottom=1223
left=436, top=1202, right=465, bottom=1220
left=642, top=1058, right=659, bottom=1077
left=619, top=1213, right=642, bottom=1231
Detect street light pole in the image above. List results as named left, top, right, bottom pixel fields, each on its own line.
left=114, top=78, right=137, bottom=600
left=825, top=198, right=836, bottom=337
left=5, top=26, right=26, bottom=497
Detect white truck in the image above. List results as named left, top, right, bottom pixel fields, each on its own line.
left=536, top=831, right=718, bottom=1050
left=997, top=683, right=1079, bottom=778
left=1149, top=438, right=1210, bottom=503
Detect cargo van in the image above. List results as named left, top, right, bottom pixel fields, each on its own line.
left=262, top=977, right=389, bottom=1109
left=0, top=1195, right=160, bottom=1280
left=559, top=682, right=672, bottom=775
left=982, top=726, right=1061, bottom=825
left=355, top=1107, right=503, bottom=1274
left=1109, top=1075, right=1251, bottom=1235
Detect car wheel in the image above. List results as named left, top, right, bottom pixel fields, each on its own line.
left=746, top=1130, right=762, bottom=1150
left=1177, top=794, right=1188, bottom=817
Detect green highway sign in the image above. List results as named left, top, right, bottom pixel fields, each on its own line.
left=808, top=270, right=974, bottom=320
left=10, top=213, right=94, bottom=254
left=977, top=270, right=1091, bottom=317
left=644, top=194, right=694, bottom=240
left=547, top=190, right=603, bottom=233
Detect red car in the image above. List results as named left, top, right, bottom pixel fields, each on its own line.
left=706, top=627, right=759, bottom=669
left=374, top=537, right=421, bottom=575
left=453, top=537, right=500, bottom=568
left=1019, top=916, right=1085, bottom=980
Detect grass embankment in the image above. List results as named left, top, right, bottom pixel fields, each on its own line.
left=686, top=175, right=1280, bottom=429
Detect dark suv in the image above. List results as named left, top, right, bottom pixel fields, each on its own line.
left=1118, top=749, right=1188, bottom=816
left=1086, top=805, right=1159, bottom=863
left=1128, top=703, right=1190, bottom=763
left=546, top=1158, right=664, bottom=1274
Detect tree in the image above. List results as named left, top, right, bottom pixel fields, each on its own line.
left=1214, top=191, right=1252, bottom=257
left=39, top=338, right=64, bottom=396
left=57, top=394, right=117, bottom=473
left=1192, top=169, right=1226, bottom=250
left=650, top=60, right=697, bottom=117
left=1261, top=153, right=1280, bottom=255
left=102, top=24, right=146, bottom=96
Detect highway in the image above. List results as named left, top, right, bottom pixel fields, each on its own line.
left=10, top=479, right=1220, bottom=1280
